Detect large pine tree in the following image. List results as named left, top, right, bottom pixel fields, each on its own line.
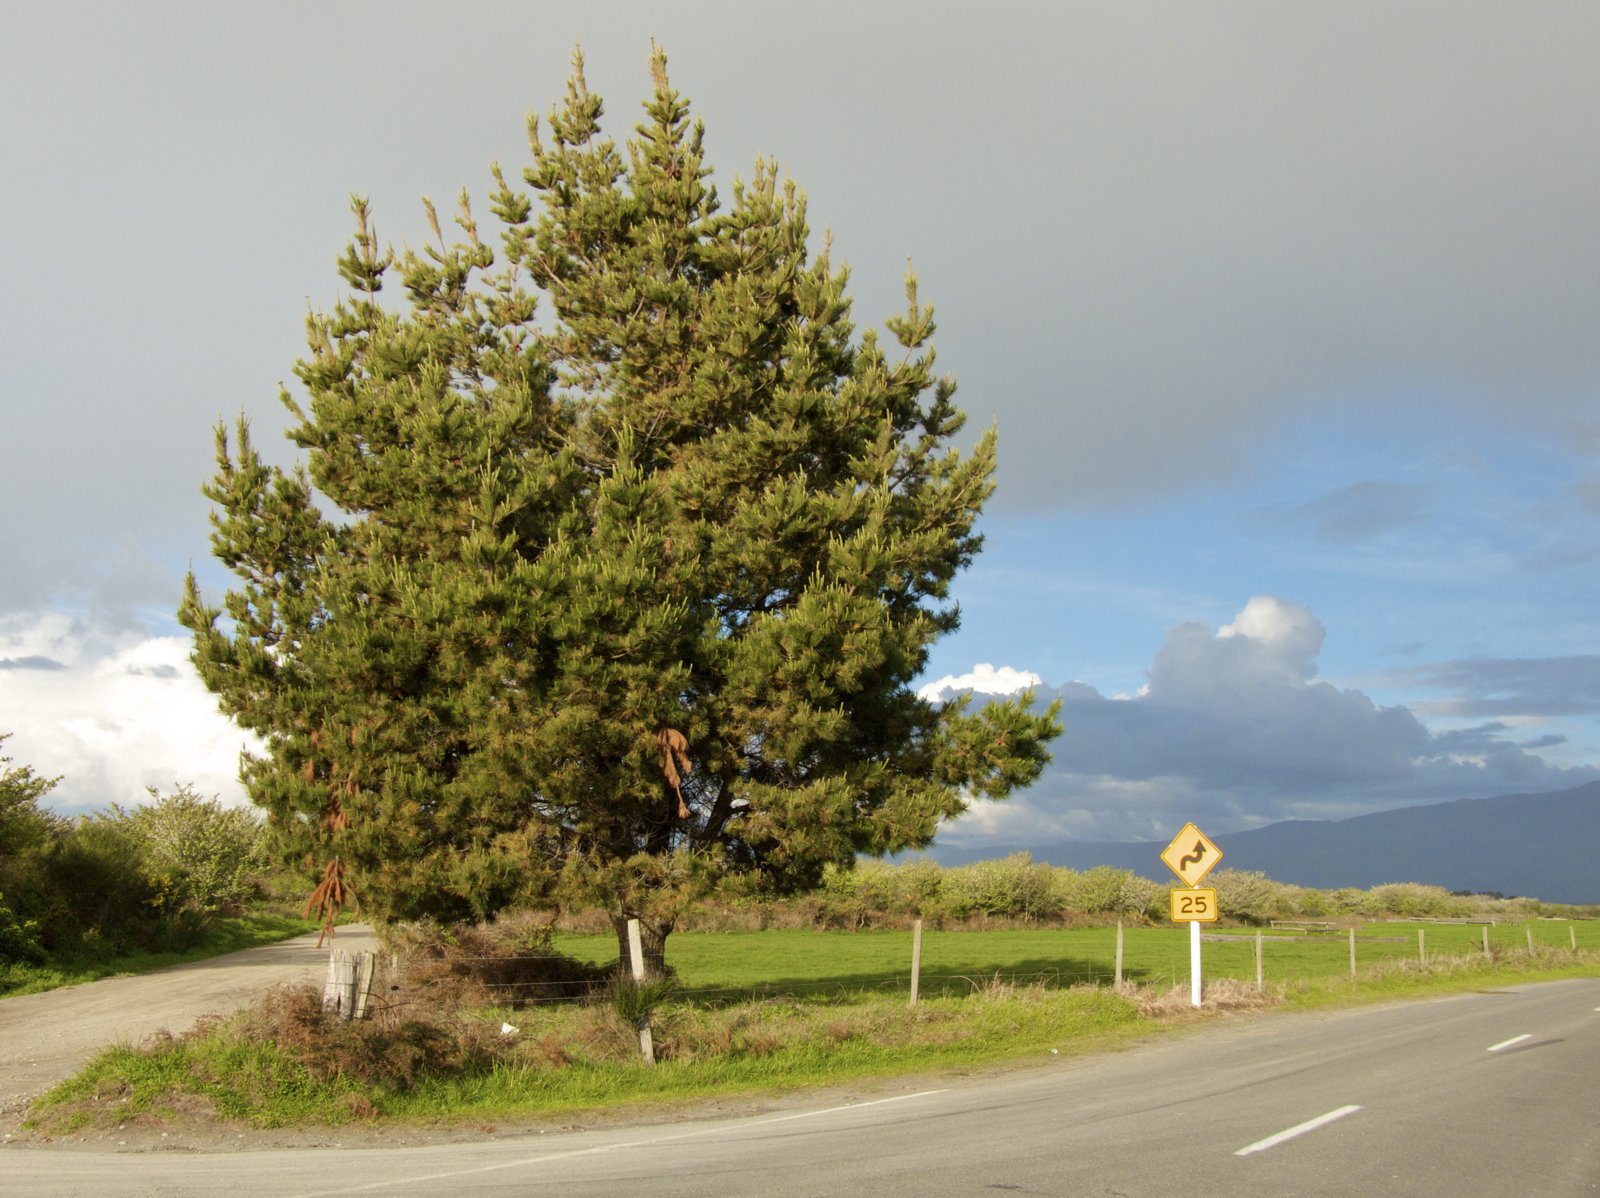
left=181, top=49, right=1059, bottom=968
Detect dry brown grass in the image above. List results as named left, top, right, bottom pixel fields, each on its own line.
left=383, top=911, right=612, bottom=1012
left=1122, top=976, right=1280, bottom=1019
left=230, top=984, right=503, bottom=1091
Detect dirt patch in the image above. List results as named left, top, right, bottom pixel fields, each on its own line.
left=0, top=924, right=377, bottom=1140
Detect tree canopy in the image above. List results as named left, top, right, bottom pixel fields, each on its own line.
left=181, top=48, right=1059, bottom=964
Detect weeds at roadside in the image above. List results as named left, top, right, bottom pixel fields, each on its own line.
left=22, top=931, right=1598, bottom=1139
left=381, top=910, right=613, bottom=1013
left=1123, top=976, right=1277, bottom=1019
left=25, top=981, right=1142, bottom=1135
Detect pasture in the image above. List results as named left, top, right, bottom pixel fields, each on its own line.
left=553, top=919, right=1600, bottom=1000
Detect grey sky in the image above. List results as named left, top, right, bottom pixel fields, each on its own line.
left=4, top=3, right=1599, bottom=840
left=5, top=2, right=1599, bottom=612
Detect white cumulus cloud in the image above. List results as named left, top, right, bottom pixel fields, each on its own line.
left=934, top=595, right=1597, bottom=852
left=0, top=611, right=258, bottom=814
left=918, top=663, right=1044, bottom=704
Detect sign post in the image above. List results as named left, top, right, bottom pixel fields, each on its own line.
left=1161, top=823, right=1222, bottom=1007
left=1190, top=918, right=1201, bottom=1007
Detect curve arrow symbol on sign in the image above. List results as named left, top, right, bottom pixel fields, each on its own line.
left=1161, top=823, right=1222, bottom=887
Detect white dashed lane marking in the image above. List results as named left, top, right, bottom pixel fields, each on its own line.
left=1235, top=1105, right=1362, bottom=1157
left=1487, top=1034, right=1532, bottom=1052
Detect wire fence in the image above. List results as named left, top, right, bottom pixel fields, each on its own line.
left=357, top=920, right=1598, bottom=1017
left=372, top=950, right=1108, bottom=1013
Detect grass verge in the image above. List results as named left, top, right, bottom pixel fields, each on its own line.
left=23, top=931, right=1599, bottom=1139
left=26, top=981, right=1160, bottom=1135
left=1273, top=945, right=1600, bottom=1009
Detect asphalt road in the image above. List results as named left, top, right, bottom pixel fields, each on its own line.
left=6, top=976, right=1597, bottom=1196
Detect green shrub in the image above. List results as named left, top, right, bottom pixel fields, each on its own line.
left=888, top=858, right=945, bottom=915
left=40, top=818, right=165, bottom=954
left=1210, top=869, right=1290, bottom=925
left=818, top=860, right=889, bottom=928
left=1066, top=865, right=1132, bottom=914
left=941, top=853, right=1058, bottom=920
left=569, top=858, right=1566, bottom=933
left=0, top=741, right=250, bottom=962
left=0, top=734, right=63, bottom=847
left=0, top=889, right=44, bottom=964
left=0, top=734, right=66, bottom=961
left=1330, top=888, right=1365, bottom=914
left=1117, top=873, right=1163, bottom=920
left=1364, top=882, right=1464, bottom=919
left=1296, top=887, right=1330, bottom=917
left=105, top=786, right=263, bottom=916
left=609, top=975, right=680, bottom=1029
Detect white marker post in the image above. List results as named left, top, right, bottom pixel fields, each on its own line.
left=626, top=919, right=655, bottom=1066
left=1190, top=919, right=1203, bottom=1006
left=1168, top=885, right=1217, bottom=1005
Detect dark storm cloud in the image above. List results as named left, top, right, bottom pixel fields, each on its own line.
left=1517, top=734, right=1568, bottom=752
left=1381, top=655, right=1600, bottom=718
left=126, top=663, right=180, bottom=679
left=1253, top=481, right=1431, bottom=546
left=1574, top=474, right=1600, bottom=515
left=931, top=598, right=1598, bottom=845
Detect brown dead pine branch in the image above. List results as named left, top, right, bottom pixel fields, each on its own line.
left=656, top=727, right=692, bottom=819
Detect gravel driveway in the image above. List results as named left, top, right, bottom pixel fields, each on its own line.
left=0, top=924, right=378, bottom=1130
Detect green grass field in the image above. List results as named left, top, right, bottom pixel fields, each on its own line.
left=554, top=919, right=1600, bottom=999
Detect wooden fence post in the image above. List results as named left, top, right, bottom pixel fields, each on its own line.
left=1483, top=926, right=1490, bottom=957
left=1526, top=926, right=1535, bottom=954
left=1418, top=929, right=1426, bottom=966
left=626, top=918, right=655, bottom=1065
left=1114, top=920, right=1125, bottom=993
left=1349, top=927, right=1356, bottom=980
left=1571, top=926, right=1578, bottom=952
left=322, top=950, right=358, bottom=1020
left=909, top=918, right=923, bottom=1007
left=1255, top=930, right=1264, bottom=991
left=353, top=951, right=376, bottom=1020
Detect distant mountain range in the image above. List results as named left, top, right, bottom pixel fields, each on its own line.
left=936, top=782, right=1600, bottom=904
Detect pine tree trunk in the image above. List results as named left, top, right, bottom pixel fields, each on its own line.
left=613, top=914, right=671, bottom=979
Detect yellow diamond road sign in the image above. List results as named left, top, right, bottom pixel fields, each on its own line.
left=1161, top=822, right=1222, bottom=887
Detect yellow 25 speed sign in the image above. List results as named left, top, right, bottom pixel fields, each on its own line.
left=1170, top=888, right=1218, bottom=922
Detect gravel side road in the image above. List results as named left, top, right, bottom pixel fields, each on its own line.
left=0, top=924, right=378, bottom=1128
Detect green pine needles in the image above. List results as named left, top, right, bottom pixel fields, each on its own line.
left=180, top=47, right=1060, bottom=968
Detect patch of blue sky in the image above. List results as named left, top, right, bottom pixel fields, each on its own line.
left=927, top=398, right=1600, bottom=725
